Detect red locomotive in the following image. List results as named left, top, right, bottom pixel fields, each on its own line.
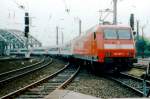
left=60, top=25, right=137, bottom=72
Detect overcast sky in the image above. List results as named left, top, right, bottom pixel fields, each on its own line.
left=0, top=0, right=150, bottom=46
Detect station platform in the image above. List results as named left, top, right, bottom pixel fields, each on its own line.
left=44, top=89, right=100, bottom=99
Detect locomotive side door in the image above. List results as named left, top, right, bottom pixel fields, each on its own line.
left=91, top=32, right=97, bottom=60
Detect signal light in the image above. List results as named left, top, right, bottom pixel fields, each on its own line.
left=25, top=17, right=29, bottom=25
left=25, top=12, right=29, bottom=25
left=130, top=13, right=134, bottom=30
left=24, top=26, right=29, bottom=38
left=25, top=26, right=29, bottom=33
left=24, top=12, right=29, bottom=38
left=25, top=32, right=28, bottom=38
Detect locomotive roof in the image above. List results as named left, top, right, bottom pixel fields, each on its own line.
left=98, top=25, right=131, bottom=29
left=68, top=25, right=132, bottom=44
left=86, top=25, right=131, bottom=33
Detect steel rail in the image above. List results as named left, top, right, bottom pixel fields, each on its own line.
left=0, top=63, right=80, bottom=99
left=133, top=64, right=147, bottom=69
left=120, top=72, right=150, bottom=85
left=58, top=65, right=80, bottom=89
left=108, top=76, right=144, bottom=95
left=0, top=57, right=51, bottom=83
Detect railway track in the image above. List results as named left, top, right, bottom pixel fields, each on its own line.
left=133, top=64, right=148, bottom=69
left=0, top=57, right=52, bottom=84
left=133, top=58, right=150, bottom=69
left=67, top=67, right=140, bottom=98
left=0, top=63, right=80, bottom=99
left=107, top=72, right=150, bottom=97
left=0, top=56, right=31, bottom=62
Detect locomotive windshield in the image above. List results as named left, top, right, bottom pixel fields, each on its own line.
left=104, top=29, right=117, bottom=39
left=118, top=29, right=131, bottom=39
left=104, top=29, right=132, bottom=39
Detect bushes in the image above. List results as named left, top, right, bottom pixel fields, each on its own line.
left=136, top=36, right=150, bottom=57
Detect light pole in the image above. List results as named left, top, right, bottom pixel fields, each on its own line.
left=61, top=29, right=64, bottom=45
left=55, top=26, right=64, bottom=46
left=56, top=18, right=65, bottom=45
left=74, top=17, right=82, bottom=36
left=79, top=19, right=81, bottom=36
left=136, top=20, right=139, bottom=40
left=56, top=26, right=59, bottom=46
left=113, top=0, right=117, bottom=25
left=142, top=25, right=146, bottom=59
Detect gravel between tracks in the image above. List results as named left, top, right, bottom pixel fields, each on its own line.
left=0, top=58, right=66, bottom=97
left=67, top=69, right=141, bottom=98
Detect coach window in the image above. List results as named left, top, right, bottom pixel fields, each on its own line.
left=104, top=29, right=117, bottom=39
left=118, top=29, right=131, bottom=39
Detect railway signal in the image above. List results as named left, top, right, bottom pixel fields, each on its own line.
left=24, top=12, right=30, bottom=58
left=130, top=13, right=134, bottom=31
left=25, top=26, right=29, bottom=37
left=24, top=12, right=29, bottom=38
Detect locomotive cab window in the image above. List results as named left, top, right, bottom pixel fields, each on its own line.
left=118, top=29, right=131, bottom=39
left=104, top=29, right=132, bottom=39
left=104, top=29, right=117, bottom=39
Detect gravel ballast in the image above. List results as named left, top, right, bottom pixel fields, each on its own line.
left=67, top=68, right=141, bottom=98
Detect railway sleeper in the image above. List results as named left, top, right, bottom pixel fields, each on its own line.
left=18, top=94, right=44, bottom=98
left=28, top=86, right=56, bottom=92
left=43, top=82, right=61, bottom=86
left=56, top=74, right=70, bottom=77
left=57, top=72, right=74, bottom=75
left=50, top=78, right=68, bottom=82
left=25, top=91, right=50, bottom=96
left=48, top=80, right=64, bottom=83
left=24, top=91, right=50, bottom=95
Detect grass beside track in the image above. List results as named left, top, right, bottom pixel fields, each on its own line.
left=127, top=68, right=145, bottom=77
left=0, top=58, right=40, bottom=73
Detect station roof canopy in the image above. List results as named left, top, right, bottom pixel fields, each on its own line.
left=0, top=29, right=42, bottom=49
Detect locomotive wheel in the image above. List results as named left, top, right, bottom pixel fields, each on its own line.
left=90, top=62, right=107, bottom=75
left=90, top=61, right=96, bottom=73
left=89, top=61, right=99, bottom=74
left=85, top=61, right=92, bottom=73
